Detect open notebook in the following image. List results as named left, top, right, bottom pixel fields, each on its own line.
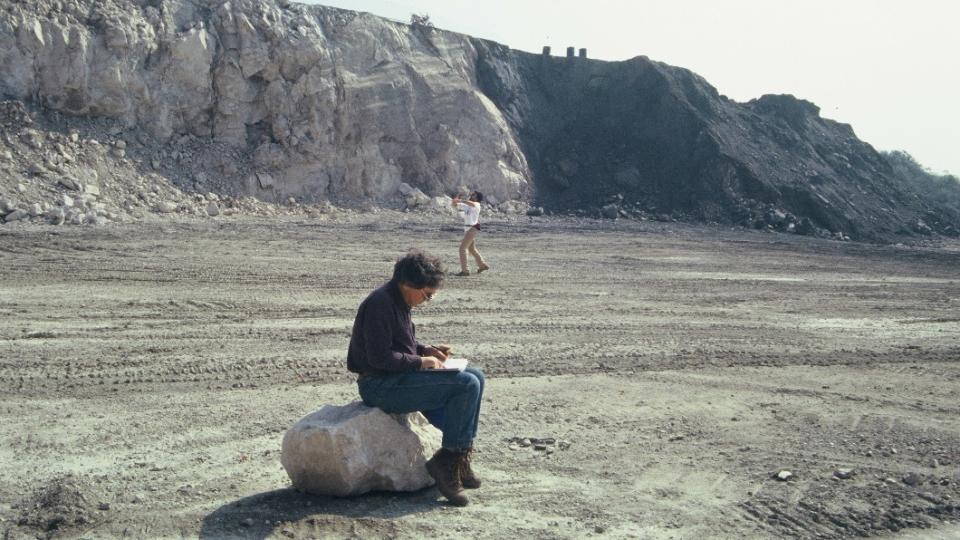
left=435, top=357, right=469, bottom=372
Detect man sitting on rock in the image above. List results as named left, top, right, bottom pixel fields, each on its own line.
left=347, top=250, right=485, bottom=506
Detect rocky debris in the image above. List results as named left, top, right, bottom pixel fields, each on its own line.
left=15, top=474, right=106, bottom=536
left=281, top=401, right=441, bottom=496
left=833, top=468, right=854, bottom=480
left=154, top=201, right=179, bottom=214
left=601, top=204, right=620, bottom=219
left=773, top=470, right=795, bottom=481
left=506, top=436, right=569, bottom=454
left=3, top=208, right=29, bottom=222
left=57, top=177, right=81, bottom=191
left=398, top=182, right=431, bottom=208
left=526, top=206, right=545, bottom=217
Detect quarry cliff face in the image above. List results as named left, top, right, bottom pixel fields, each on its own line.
left=1, top=0, right=957, bottom=240
left=0, top=0, right=530, bottom=203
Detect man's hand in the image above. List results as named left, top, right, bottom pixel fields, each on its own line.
left=422, top=345, right=451, bottom=361
left=420, top=356, right=445, bottom=369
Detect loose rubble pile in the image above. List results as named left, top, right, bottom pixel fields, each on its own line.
left=14, top=474, right=107, bottom=537
left=0, top=101, right=534, bottom=227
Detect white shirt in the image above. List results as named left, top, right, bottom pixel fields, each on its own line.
left=457, top=202, right=481, bottom=231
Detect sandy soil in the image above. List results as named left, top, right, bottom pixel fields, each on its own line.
left=1, top=212, right=959, bottom=539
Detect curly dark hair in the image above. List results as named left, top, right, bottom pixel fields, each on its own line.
left=470, top=191, right=484, bottom=203
left=392, top=250, right=445, bottom=289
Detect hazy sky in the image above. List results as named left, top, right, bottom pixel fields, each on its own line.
left=307, top=0, right=959, bottom=176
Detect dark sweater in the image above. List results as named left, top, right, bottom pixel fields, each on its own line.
left=347, top=281, right=425, bottom=375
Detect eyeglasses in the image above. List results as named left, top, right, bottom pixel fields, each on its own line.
left=421, top=289, right=436, bottom=302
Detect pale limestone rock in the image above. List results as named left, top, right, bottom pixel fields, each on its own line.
left=154, top=201, right=177, bottom=213
left=3, top=208, right=29, bottom=222
left=403, top=187, right=430, bottom=208
left=0, top=1, right=531, bottom=205
left=205, top=202, right=220, bottom=216
left=58, top=177, right=81, bottom=191
left=281, top=401, right=441, bottom=497
left=47, top=206, right=65, bottom=225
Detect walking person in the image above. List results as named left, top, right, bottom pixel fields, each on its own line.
left=347, top=250, right=485, bottom=506
left=452, top=191, right=490, bottom=276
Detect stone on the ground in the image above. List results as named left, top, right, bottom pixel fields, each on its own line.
left=59, top=177, right=82, bottom=191
left=155, top=201, right=178, bottom=213
left=205, top=203, right=220, bottom=217
left=47, top=207, right=66, bottom=225
left=281, top=401, right=441, bottom=496
left=833, top=468, right=854, bottom=480
left=403, top=187, right=431, bottom=208
left=4, top=209, right=30, bottom=222
left=773, top=470, right=794, bottom=481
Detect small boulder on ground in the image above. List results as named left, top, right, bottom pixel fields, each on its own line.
left=281, top=401, right=441, bottom=496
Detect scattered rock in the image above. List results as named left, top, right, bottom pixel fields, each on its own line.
left=833, top=468, right=854, bottom=480
left=773, top=470, right=794, bottom=481
left=205, top=202, right=220, bottom=217
left=47, top=207, right=66, bottom=225
left=902, top=473, right=922, bottom=486
left=28, top=163, right=48, bottom=177
left=15, top=474, right=104, bottom=536
left=154, top=201, right=178, bottom=214
left=601, top=204, right=620, bottom=219
left=3, top=208, right=29, bottom=222
left=59, top=177, right=82, bottom=191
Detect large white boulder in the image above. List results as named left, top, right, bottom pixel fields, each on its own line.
left=281, top=401, right=441, bottom=496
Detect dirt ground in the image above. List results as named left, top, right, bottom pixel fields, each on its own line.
left=1, top=212, right=959, bottom=539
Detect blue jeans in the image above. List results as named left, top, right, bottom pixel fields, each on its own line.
left=358, top=367, right=484, bottom=450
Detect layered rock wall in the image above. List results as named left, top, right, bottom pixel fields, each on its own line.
left=0, top=0, right=530, bottom=203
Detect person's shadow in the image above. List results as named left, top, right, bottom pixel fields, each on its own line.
left=199, top=486, right=443, bottom=539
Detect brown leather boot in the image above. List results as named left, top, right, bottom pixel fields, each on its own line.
left=425, top=448, right=468, bottom=506
left=459, top=448, right=481, bottom=489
